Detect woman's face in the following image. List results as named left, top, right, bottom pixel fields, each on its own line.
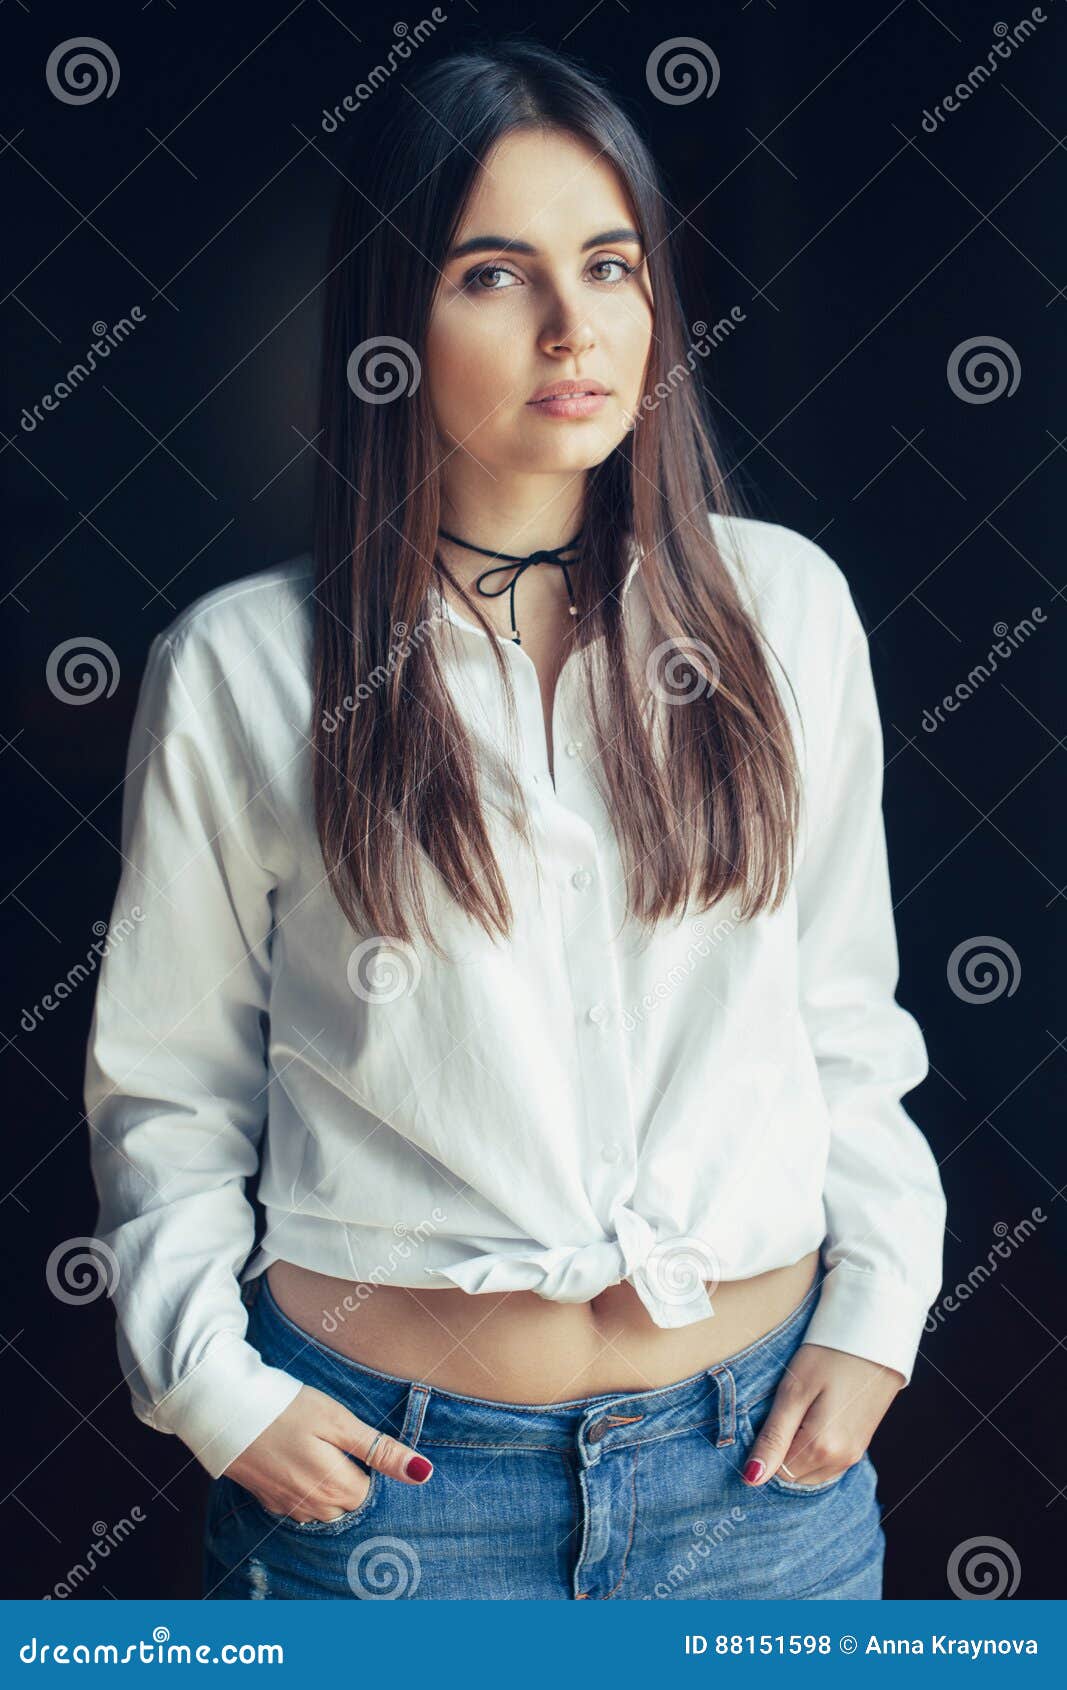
left=427, top=127, right=654, bottom=478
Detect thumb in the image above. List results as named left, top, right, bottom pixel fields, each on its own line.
left=742, top=1393, right=808, bottom=1487
left=329, top=1407, right=434, bottom=1486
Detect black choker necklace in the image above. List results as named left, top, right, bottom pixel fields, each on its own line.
left=437, top=527, right=583, bottom=645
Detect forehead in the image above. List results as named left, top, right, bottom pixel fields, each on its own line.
left=455, top=128, right=634, bottom=240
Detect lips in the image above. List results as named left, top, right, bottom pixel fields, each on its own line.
left=528, top=379, right=609, bottom=403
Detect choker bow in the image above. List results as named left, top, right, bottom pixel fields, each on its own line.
left=437, top=527, right=583, bottom=645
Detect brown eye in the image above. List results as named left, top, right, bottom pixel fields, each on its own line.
left=463, top=264, right=521, bottom=292
left=590, top=257, right=634, bottom=283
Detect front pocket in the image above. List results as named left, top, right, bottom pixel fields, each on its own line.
left=738, top=1395, right=849, bottom=1497
left=253, top=1461, right=379, bottom=1535
left=763, top=1465, right=848, bottom=1496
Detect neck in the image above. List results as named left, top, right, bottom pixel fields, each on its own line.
left=437, top=470, right=585, bottom=587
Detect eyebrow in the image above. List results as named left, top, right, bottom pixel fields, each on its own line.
left=447, top=227, right=644, bottom=261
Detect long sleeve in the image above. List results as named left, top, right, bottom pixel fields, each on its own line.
left=83, top=631, right=303, bottom=1479
left=795, top=562, right=947, bottom=1384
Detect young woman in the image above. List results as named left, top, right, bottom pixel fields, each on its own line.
left=84, top=40, right=946, bottom=1601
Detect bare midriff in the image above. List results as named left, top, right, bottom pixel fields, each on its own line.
left=264, top=1249, right=821, bottom=1404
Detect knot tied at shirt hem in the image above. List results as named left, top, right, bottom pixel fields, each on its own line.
left=423, top=1205, right=717, bottom=1331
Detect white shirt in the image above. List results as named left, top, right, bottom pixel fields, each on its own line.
left=84, top=512, right=946, bottom=1480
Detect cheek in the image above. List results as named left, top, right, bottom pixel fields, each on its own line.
left=426, top=302, right=524, bottom=444
left=608, top=296, right=654, bottom=402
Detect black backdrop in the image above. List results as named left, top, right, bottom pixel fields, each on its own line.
left=2, top=0, right=1063, bottom=1601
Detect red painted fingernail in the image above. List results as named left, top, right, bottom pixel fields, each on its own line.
left=406, top=1455, right=433, bottom=1481
left=742, top=1459, right=765, bottom=1484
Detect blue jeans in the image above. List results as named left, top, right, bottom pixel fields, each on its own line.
left=202, top=1268, right=885, bottom=1599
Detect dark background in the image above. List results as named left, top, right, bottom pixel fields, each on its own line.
left=2, top=0, right=1063, bottom=1600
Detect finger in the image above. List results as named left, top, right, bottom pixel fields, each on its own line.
left=742, top=1393, right=812, bottom=1486
left=778, top=1404, right=862, bottom=1485
left=331, top=1409, right=434, bottom=1486
left=778, top=1405, right=866, bottom=1483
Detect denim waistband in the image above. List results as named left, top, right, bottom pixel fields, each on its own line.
left=243, top=1263, right=824, bottom=1455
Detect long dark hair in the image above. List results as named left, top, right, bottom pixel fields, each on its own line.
left=311, top=37, right=801, bottom=955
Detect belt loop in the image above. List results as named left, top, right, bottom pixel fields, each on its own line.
left=709, top=1365, right=736, bottom=1447
left=400, top=1383, right=430, bottom=1447
left=240, top=1273, right=261, bottom=1309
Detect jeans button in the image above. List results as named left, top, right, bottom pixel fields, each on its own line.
left=587, top=1418, right=609, bottom=1443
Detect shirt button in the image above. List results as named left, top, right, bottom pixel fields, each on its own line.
left=600, top=1141, right=622, bottom=1163
left=587, top=1003, right=609, bottom=1025
left=571, top=868, right=592, bottom=890
left=565, top=740, right=583, bottom=757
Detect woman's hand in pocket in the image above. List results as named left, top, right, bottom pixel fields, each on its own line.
left=221, top=1382, right=434, bottom=1522
left=741, top=1343, right=904, bottom=1488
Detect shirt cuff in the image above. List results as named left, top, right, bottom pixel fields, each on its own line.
left=145, top=1333, right=305, bottom=1479
left=802, top=1265, right=934, bottom=1386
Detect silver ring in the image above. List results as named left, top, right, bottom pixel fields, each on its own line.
left=779, top=1462, right=796, bottom=1478
left=364, top=1430, right=386, bottom=1466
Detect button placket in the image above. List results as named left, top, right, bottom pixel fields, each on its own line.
left=532, top=672, right=639, bottom=1238
left=564, top=875, right=638, bottom=1222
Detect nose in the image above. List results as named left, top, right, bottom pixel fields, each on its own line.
left=540, top=298, right=597, bottom=360
left=547, top=321, right=595, bottom=358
